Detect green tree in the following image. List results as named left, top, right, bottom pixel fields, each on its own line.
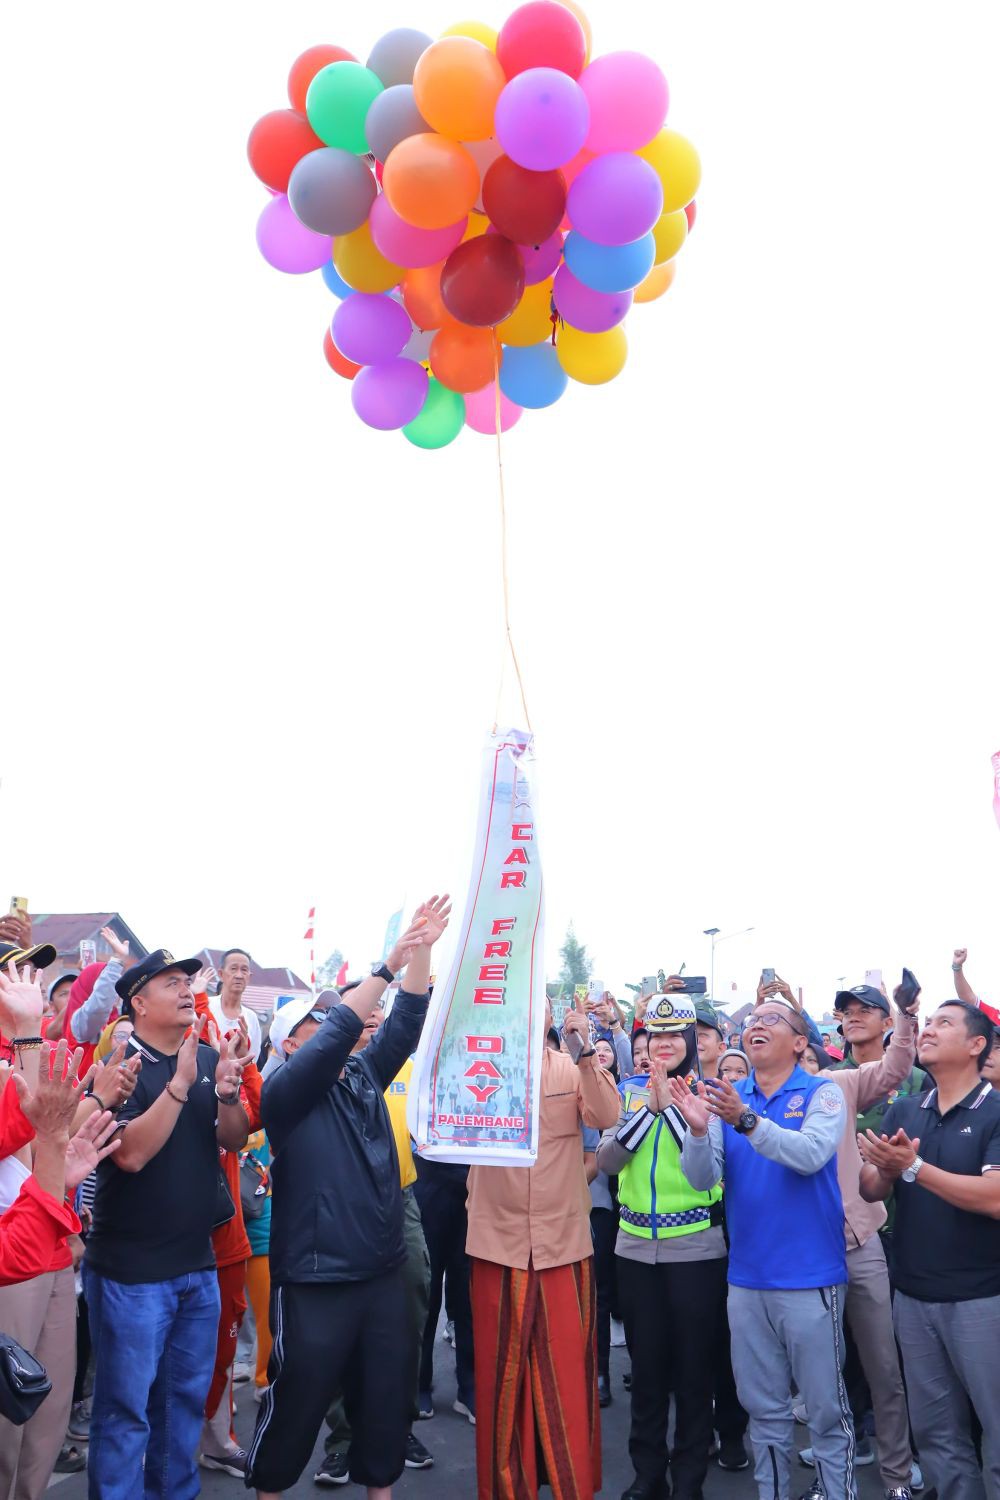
left=315, top=948, right=345, bottom=989
left=558, top=924, right=592, bottom=988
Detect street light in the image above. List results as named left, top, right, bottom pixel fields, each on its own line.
left=703, top=926, right=755, bottom=1004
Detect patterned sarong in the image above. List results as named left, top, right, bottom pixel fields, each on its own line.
left=471, top=1256, right=601, bottom=1500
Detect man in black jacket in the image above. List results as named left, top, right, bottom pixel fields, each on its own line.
left=247, top=895, right=451, bottom=1500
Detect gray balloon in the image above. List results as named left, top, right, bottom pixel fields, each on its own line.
left=366, top=28, right=433, bottom=87
left=404, top=326, right=435, bottom=361
left=287, top=148, right=376, bottom=237
left=365, top=85, right=431, bottom=165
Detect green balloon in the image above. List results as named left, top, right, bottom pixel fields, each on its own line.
left=403, top=379, right=465, bottom=450
left=306, top=62, right=383, bottom=154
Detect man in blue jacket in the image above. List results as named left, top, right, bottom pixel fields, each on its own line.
left=672, top=997, right=854, bottom=1500
left=246, top=895, right=451, bottom=1500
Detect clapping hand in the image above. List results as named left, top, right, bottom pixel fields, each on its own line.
left=175, top=1014, right=207, bottom=1092
left=667, top=1075, right=711, bottom=1135
left=858, top=1127, right=920, bottom=1179
left=12, top=1039, right=91, bottom=1142
left=702, top=1075, right=747, bottom=1125
left=65, top=1111, right=123, bottom=1192
left=90, top=1042, right=141, bottom=1110
left=216, top=1030, right=250, bottom=1099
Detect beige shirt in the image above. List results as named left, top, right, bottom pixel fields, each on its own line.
left=466, top=1048, right=621, bottom=1271
left=822, top=1011, right=918, bottom=1249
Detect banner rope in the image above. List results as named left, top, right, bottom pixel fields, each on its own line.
left=491, top=332, right=533, bottom=735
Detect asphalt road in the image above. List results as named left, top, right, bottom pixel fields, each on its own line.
left=49, top=1340, right=892, bottom=1498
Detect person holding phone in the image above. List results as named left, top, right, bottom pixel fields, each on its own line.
left=596, top=988, right=732, bottom=1500
left=672, top=998, right=854, bottom=1500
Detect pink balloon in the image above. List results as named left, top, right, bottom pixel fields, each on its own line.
left=370, top=194, right=467, bottom=269
left=579, top=51, right=669, bottom=153
left=487, top=224, right=564, bottom=284
left=552, top=264, right=632, bottom=332
left=465, top=382, right=523, bottom=434
left=256, top=194, right=333, bottom=274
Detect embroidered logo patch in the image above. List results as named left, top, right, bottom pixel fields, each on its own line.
left=787, top=1094, right=805, bottom=1111
left=819, top=1087, right=843, bottom=1114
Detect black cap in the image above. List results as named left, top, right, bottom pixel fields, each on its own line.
left=834, top=985, right=890, bottom=1018
left=694, top=999, right=724, bottom=1038
left=0, top=940, right=58, bottom=971
left=115, top=949, right=201, bottom=1010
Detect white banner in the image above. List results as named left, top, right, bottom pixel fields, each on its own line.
left=408, top=727, right=545, bottom=1166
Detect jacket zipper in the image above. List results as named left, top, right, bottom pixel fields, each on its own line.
left=649, top=1117, right=662, bottom=1238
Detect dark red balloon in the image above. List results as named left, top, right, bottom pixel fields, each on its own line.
left=247, top=109, right=323, bottom=192
left=482, top=157, right=566, bottom=247
left=440, top=237, right=525, bottom=328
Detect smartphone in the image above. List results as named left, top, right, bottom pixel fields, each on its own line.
left=564, top=1026, right=585, bottom=1063
left=677, top=976, right=708, bottom=995
left=80, top=939, right=97, bottom=967
left=8, top=896, right=28, bottom=918
left=574, top=983, right=588, bottom=1004
left=865, top=968, right=883, bottom=992
left=761, top=968, right=776, bottom=988
left=588, top=980, right=605, bottom=1005
left=899, top=967, right=921, bottom=1013
left=642, top=975, right=659, bottom=997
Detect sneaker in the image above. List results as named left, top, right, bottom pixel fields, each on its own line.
left=254, top=1383, right=269, bottom=1404
left=314, top=1451, right=350, bottom=1486
left=884, top=1490, right=913, bottom=1500
left=199, top=1448, right=249, bottom=1478
left=793, top=1402, right=809, bottom=1424
left=610, top=1317, right=628, bottom=1348
left=718, top=1438, right=750, bottom=1471
left=800, top=1438, right=874, bottom=1469
left=442, top=1320, right=455, bottom=1346
left=910, top=1464, right=924, bottom=1492
left=417, top=1392, right=435, bottom=1420
left=68, top=1399, right=91, bottom=1440
left=797, top=1482, right=824, bottom=1500
left=453, top=1397, right=476, bottom=1426
left=404, top=1432, right=434, bottom=1469
left=232, top=1362, right=253, bottom=1385
left=53, top=1442, right=87, bottom=1474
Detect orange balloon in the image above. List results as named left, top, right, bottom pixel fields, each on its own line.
left=555, top=1, right=592, bottom=62
left=413, top=37, right=506, bottom=141
left=403, top=263, right=451, bottom=330
left=383, top=134, right=481, bottom=230
left=430, top=324, right=501, bottom=393
left=634, top=260, right=677, bottom=304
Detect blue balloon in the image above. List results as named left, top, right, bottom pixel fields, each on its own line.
left=499, top=344, right=568, bottom=410
left=563, top=231, right=656, bottom=294
left=321, top=260, right=353, bottom=299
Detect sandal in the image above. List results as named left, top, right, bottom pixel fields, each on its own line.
left=54, top=1442, right=87, bottom=1473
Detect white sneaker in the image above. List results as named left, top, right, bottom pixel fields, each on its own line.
left=232, top=1362, right=253, bottom=1385
left=910, top=1463, right=924, bottom=1492
left=254, top=1384, right=269, bottom=1404
left=610, top=1319, right=627, bottom=1348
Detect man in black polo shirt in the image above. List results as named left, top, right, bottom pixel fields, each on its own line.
left=83, top=949, right=249, bottom=1500
left=859, top=999, right=1000, bottom=1500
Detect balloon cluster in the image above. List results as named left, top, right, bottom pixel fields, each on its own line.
left=248, top=3, right=700, bottom=450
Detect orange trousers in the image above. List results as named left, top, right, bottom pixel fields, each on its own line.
left=246, top=1253, right=273, bottom=1389
left=206, top=1259, right=248, bottom=1422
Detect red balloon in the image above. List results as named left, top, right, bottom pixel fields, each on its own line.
left=323, top=327, right=361, bottom=381
left=685, top=199, right=698, bottom=232
left=497, top=1, right=587, bottom=79
left=440, top=237, right=525, bottom=328
left=482, top=157, right=566, bottom=246
left=288, top=45, right=358, bottom=113
left=247, top=110, right=323, bottom=193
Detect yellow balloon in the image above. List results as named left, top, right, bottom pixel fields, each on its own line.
left=441, top=20, right=499, bottom=51
left=334, top=222, right=405, bottom=294
left=634, top=261, right=676, bottom=304
left=637, top=129, right=701, bottom=215
left=461, top=212, right=490, bottom=242
left=497, top=281, right=554, bottom=347
left=556, top=323, right=627, bottom=385
left=651, top=209, right=688, bottom=266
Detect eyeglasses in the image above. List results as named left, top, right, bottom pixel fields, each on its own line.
left=744, top=1013, right=799, bottom=1034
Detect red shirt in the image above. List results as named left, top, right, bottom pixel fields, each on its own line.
left=0, top=1080, right=80, bottom=1282
left=194, top=994, right=263, bottom=1270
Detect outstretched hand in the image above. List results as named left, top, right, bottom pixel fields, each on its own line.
left=65, top=1111, right=122, bottom=1192
left=668, top=1075, right=711, bottom=1135
left=0, top=960, right=45, bottom=1037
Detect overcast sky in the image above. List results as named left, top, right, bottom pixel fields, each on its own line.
left=2, top=2, right=998, bottom=1015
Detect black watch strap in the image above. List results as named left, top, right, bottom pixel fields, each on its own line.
left=372, top=963, right=395, bottom=984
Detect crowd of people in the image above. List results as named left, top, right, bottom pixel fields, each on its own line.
left=1, top=895, right=999, bottom=1500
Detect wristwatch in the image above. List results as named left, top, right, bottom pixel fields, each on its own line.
left=734, top=1109, right=759, bottom=1135
left=371, top=962, right=395, bottom=984
left=901, top=1154, right=924, bottom=1183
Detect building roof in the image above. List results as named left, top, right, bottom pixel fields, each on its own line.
left=30, top=913, right=149, bottom=963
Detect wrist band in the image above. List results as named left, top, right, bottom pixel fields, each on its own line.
left=952, top=964, right=963, bottom=972
left=165, top=1082, right=188, bottom=1104
left=84, top=1088, right=108, bottom=1111
left=214, top=1087, right=240, bottom=1105
left=578, top=1047, right=597, bottom=1059
left=10, top=1037, right=43, bottom=1050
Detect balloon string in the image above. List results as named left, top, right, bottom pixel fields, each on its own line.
left=492, top=333, right=533, bottom=736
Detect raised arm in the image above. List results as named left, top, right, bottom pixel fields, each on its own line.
left=70, top=958, right=124, bottom=1043
left=952, top=949, right=979, bottom=1006
left=261, top=1004, right=364, bottom=1142
left=853, top=1008, right=917, bottom=1110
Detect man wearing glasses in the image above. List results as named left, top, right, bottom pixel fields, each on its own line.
left=672, top=999, right=854, bottom=1500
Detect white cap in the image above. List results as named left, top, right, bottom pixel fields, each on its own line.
left=268, top=996, right=325, bottom=1058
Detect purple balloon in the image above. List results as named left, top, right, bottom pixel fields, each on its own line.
left=552, top=264, right=632, bottom=332
left=521, top=231, right=565, bottom=285
left=255, top=195, right=333, bottom=274
left=567, top=153, right=663, bottom=247
left=370, top=194, right=467, bottom=269
left=351, top=358, right=429, bottom=430
left=332, top=293, right=412, bottom=365
left=495, top=68, right=590, bottom=172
